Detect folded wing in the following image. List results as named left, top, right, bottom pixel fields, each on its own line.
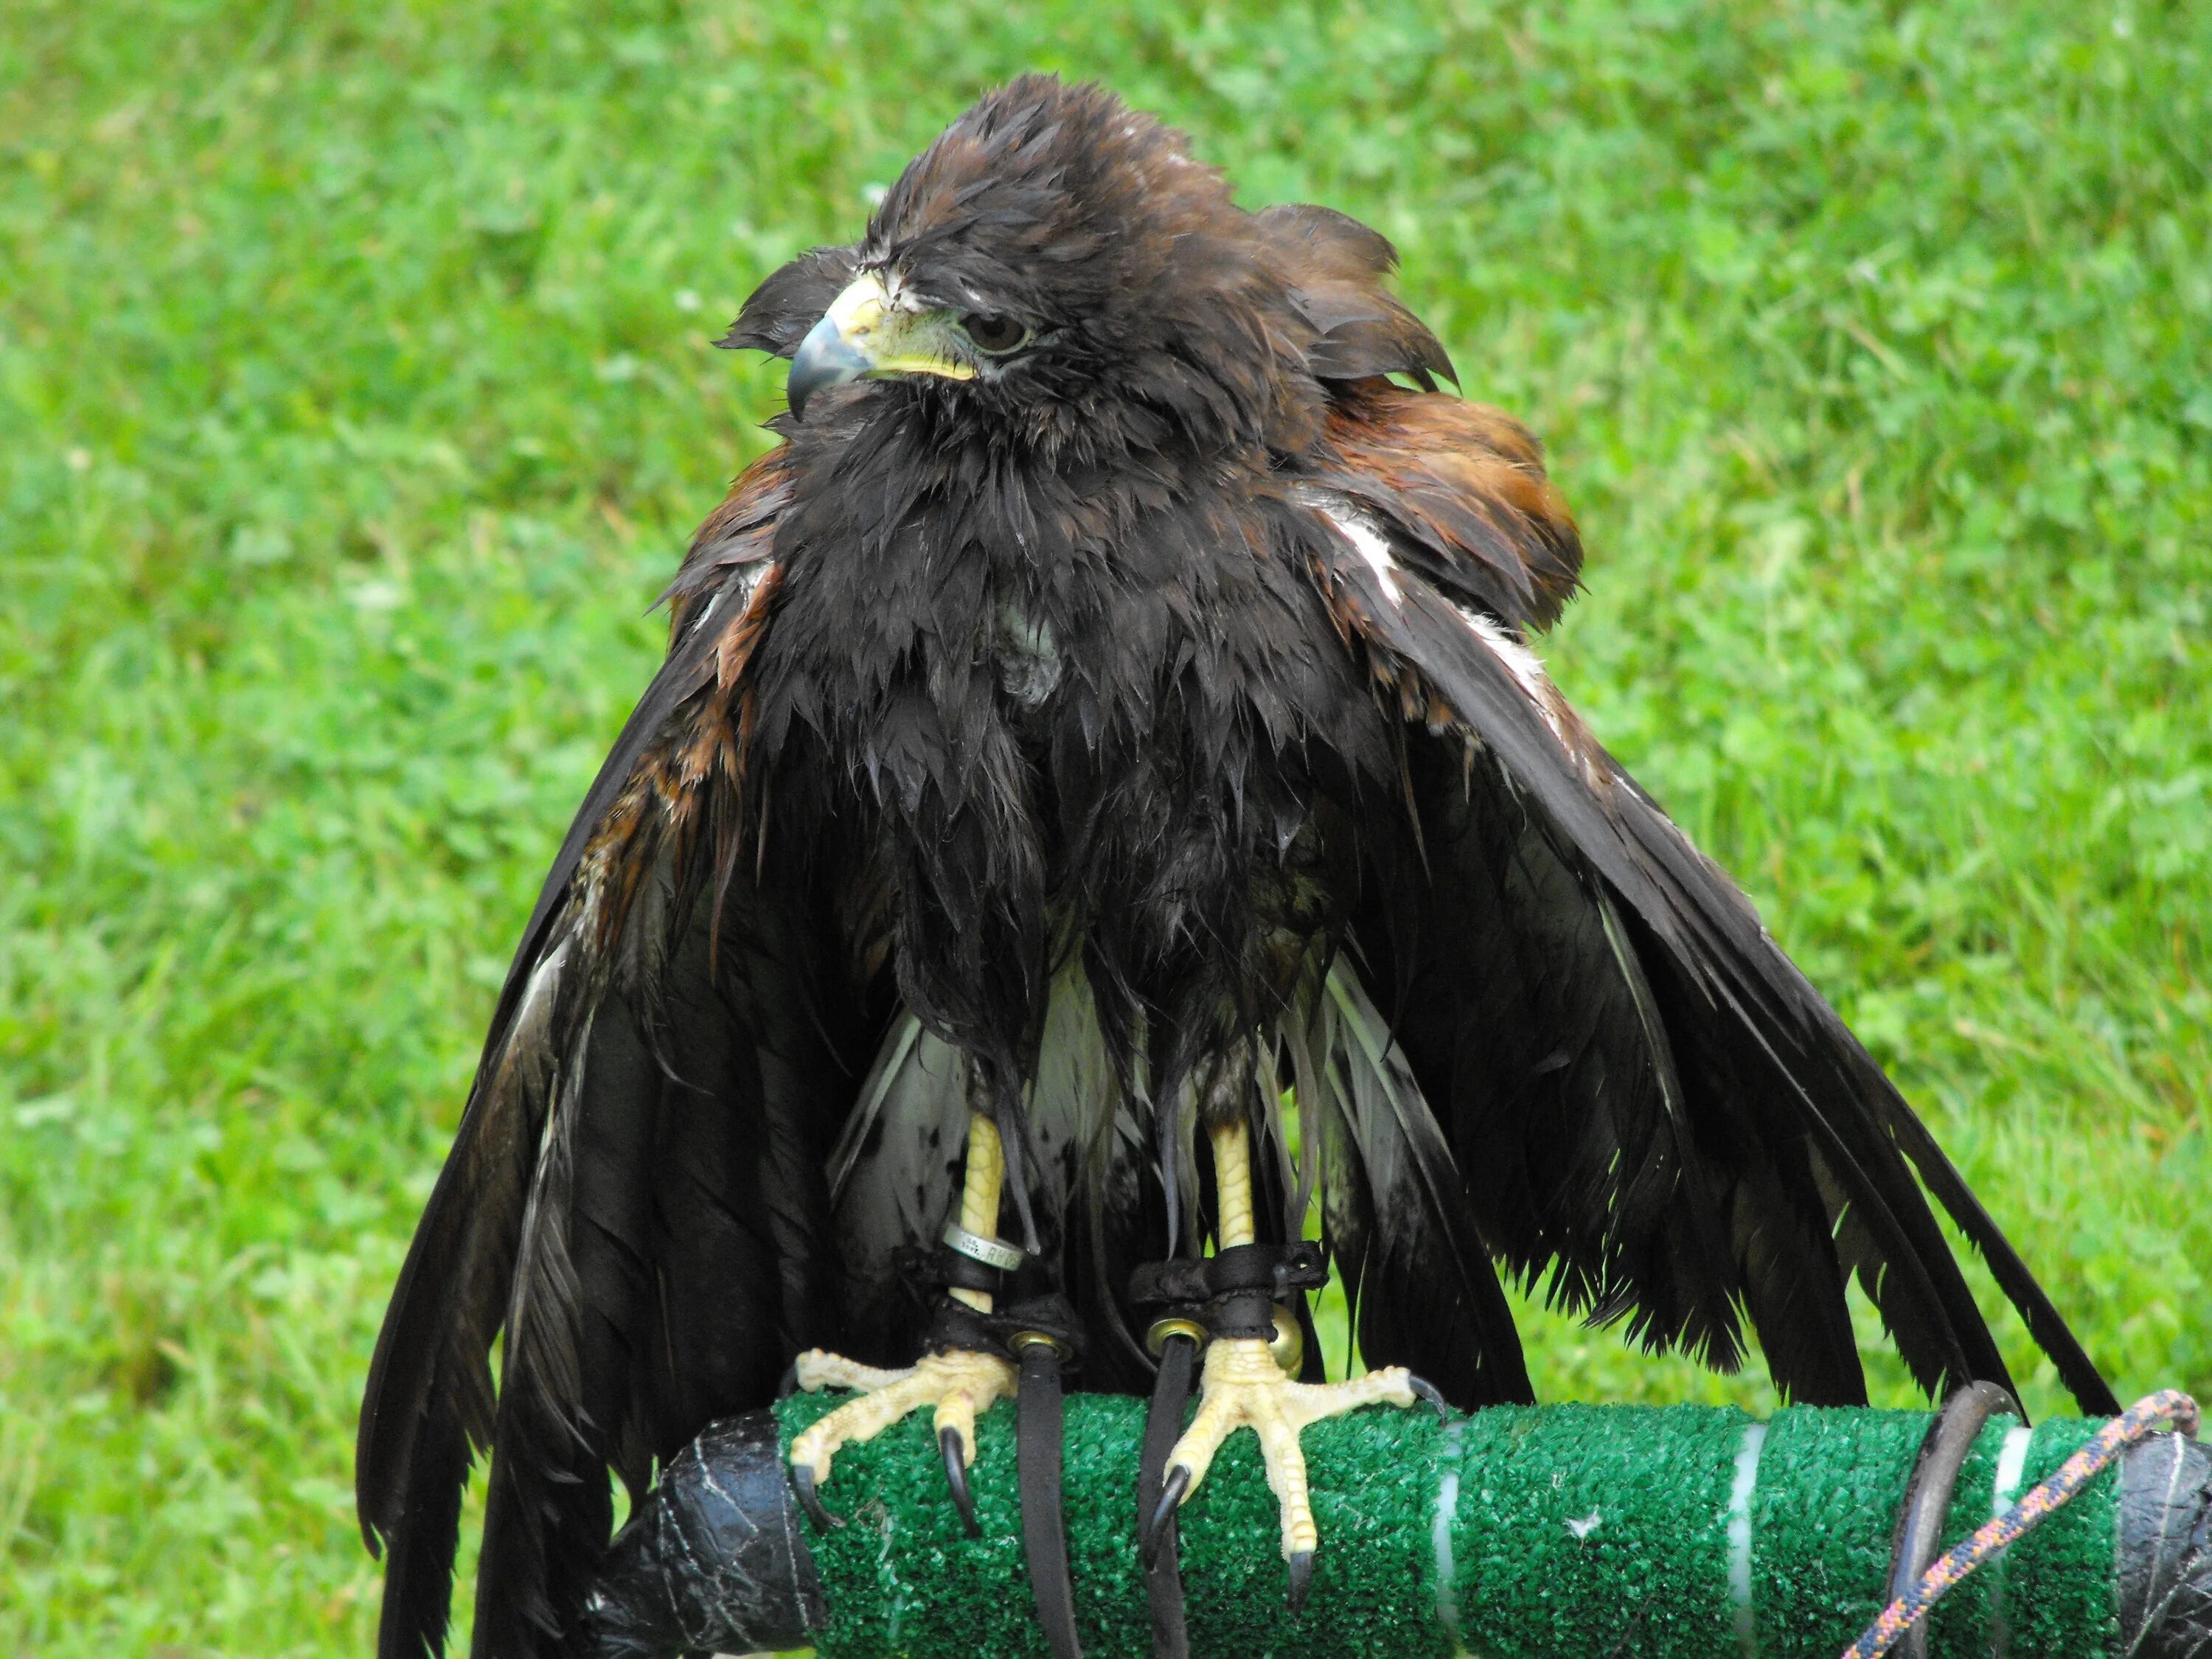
left=1295, top=383, right=2115, bottom=1417
left=355, top=456, right=878, bottom=1659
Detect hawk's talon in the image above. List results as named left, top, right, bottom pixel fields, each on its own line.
left=1287, top=1547, right=1315, bottom=1613
left=1155, top=1336, right=1417, bottom=1570
left=940, top=1425, right=981, bottom=1537
left=1409, top=1374, right=1449, bottom=1420
left=776, top=1360, right=800, bottom=1400
left=790, top=1461, right=842, bottom=1531
left=1142, top=1463, right=1190, bottom=1565
left=784, top=1346, right=1017, bottom=1530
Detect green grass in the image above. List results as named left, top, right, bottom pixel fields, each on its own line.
left=2, top=0, right=2206, bottom=1651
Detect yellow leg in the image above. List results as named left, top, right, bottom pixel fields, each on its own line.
left=1212, top=1118, right=1256, bottom=1248
left=787, top=1110, right=1018, bottom=1525
left=950, top=1113, right=1004, bottom=1313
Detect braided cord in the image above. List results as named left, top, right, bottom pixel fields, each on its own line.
left=1840, top=1389, right=2202, bottom=1659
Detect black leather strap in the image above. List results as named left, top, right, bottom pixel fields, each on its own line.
left=1886, top=1380, right=2018, bottom=1659
left=908, top=1271, right=1088, bottom=1363
left=1138, top=1331, right=1197, bottom=1659
left=1127, top=1241, right=1329, bottom=1303
left=1018, top=1338, right=1083, bottom=1659
left=1128, top=1241, right=1328, bottom=1341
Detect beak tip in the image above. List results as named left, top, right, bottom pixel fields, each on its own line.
left=787, top=315, right=870, bottom=423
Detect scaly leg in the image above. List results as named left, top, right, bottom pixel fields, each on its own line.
left=1145, top=1119, right=1433, bottom=1609
left=787, top=1112, right=1018, bottom=1531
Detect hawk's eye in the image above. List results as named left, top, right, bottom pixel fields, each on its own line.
left=960, top=312, right=1029, bottom=354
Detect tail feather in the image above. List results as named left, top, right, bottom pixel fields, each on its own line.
left=358, top=937, right=571, bottom=1653
left=473, top=1019, right=611, bottom=1658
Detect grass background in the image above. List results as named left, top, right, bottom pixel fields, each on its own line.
left=2, top=0, right=2206, bottom=1650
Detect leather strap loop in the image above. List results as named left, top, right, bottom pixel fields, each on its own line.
left=922, top=1299, right=1004, bottom=1357
left=1128, top=1241, right=1329, bottom=1345
left=1204, top=1288, right=1279, bottom=1342
left=1127, top=1241, right=1328, bottom=1307
left=920, top=1292, right=1087, bottom=1366
left=1000, top=1294, right=1085, bottom=1364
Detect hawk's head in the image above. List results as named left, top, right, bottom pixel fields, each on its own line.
left=723, top=75, right=1450, bottom=458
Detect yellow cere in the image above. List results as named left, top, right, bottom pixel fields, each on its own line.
left=825, top=274, right=978, bottom=382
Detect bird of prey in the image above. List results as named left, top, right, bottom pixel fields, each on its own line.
left=356, top=74, right=2115, bottom=1659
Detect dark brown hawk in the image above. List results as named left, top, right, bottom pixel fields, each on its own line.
left=356, top=74, right=2115, bottom=1659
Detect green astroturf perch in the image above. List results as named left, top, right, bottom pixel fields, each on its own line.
left=576, top=1392, right=2212, bottom=1659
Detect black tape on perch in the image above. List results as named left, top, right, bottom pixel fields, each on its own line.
left=582, top=1394, right=2212, bottom=1659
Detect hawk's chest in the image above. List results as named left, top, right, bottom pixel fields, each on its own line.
left=876, top=568, right=1231, bottom=829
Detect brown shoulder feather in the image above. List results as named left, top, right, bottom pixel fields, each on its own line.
left=1310, top=380, right=1583, bottom=633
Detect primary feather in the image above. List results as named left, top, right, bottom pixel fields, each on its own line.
left=360, top=73, right=2114, bottom=1658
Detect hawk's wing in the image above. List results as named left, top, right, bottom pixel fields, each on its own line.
left=1295, top=384, right=2116, bottom=1417
left=355, top=455, right=876, bottom=1658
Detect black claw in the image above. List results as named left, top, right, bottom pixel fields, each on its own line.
left=941, top=1426, right=981, bottom=1537
left=1287, top=1548, right=1315, bottom=1613
left=790, top=1462, right=843, bottom=1531
left=776, top=1360, right=800, bottom=1399
left=1142, top=1464, right=1190, bottom=1566
left=1409, top=1374, right=1450, bottom=1421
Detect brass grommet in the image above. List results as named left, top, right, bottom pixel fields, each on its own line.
left=1267, top=1304, right=1302, bottom=1376
left=1144, top=1318, right=1209, bottom=1358
left=1008, top=1329, right=1073, bottom=1361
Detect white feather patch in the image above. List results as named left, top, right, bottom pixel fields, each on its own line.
left=686, top=556, right=776, bottom=640
left=511, top=935, right=570, bottom=1046
left=1296, top=485, right=1402, bottom=606
left=1450, top=604, right=1562, bottom=739
left=1447, top=602, right=1606, bottom=791
left=497, top=932, right=570, bottom=1127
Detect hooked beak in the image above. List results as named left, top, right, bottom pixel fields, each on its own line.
left=787, top=312, right=874, bottom=422
left=785, top=273, right=975, bottom=421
